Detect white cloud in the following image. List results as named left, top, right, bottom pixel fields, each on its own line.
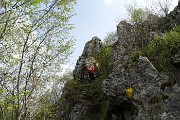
left=104, top=0, right=113, bottom=5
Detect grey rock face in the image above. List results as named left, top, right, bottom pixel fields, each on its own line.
left=58, top=37, right=102, bottom=120
left=103, top=56, right=164, bottom=102
left=82, top=36, right=102, bottom=57
left=172, top=52, right=180, bottom=68
left=103, top=55, right=180, bottom=120
left=113, top=21, right=134, bottom=67
left=73, top=36, right=102, bottom=81
left=158, top=2, right=180, bottom=31
left=168, top=2, right=180, bottom=28
left=58, top=91, right=90, bottom=120
left=103, top=19, right=180, bottom=120
left=69, top=102, right=89, bottom=120
left=117, top=21, right=133, bottom=43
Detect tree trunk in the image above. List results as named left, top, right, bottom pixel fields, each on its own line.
left=0, top=106, right=5, bottom=120
left=44, top=113, right=46, bottom=120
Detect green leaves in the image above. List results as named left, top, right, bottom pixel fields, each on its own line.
left=31, top=0, right=42, bottom=5
left=133, top=26, right=180, bottom=71
left=103, top=31, right=117, bottom=45
left=0, top=0, right=76, bottom=119
left=126, top=2, right=151, bottom=25
left=0, top=90, right=5, bottom=95
left=95, top=44, right=113, bottom=77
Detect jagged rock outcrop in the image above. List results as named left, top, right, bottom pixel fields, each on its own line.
left=165, top=1, right=180, bottom=28
left=112, top=21, right=134, bottom=67
left=58, top=37, right=102, bottom=120
left=157, top=1, right=180, bottom=31
left=59, top=93, right=90, bottom=120
left=103, top=55, right=179, bottom=120
left=73, top=36, right=102, bottom=81
left=58, top=3, right=180, bottom=120
left=103, top=57, right=180, bottom=120
left=103, top=56, right=170, bottom=119
left=102, top=15, right=180, bottom=120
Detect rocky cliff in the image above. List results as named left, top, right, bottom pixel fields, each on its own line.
left=158, top=1, right=180, bottom=31
left=57, top=3, right=180, bottom=120
left=101, top=4, right=180, bottom=119
left=73, top=36, right=102, bottom=82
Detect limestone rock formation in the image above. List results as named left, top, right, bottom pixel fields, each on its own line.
left=102, top=55, right=179, bottom=119
left=102, top=16, right=180, bottom=120
left=59, top=92, right=90, bottom=120
left=157, top=1, right=180, bottom=31
left=172, top=51, right=180, bottom=68
left=58, top=37, right=102, bottom=120
left=105, top=59, right=180, bottom=119
left=165, top=1, right=180, bottom=28
left=58, top=3, right=180, bottom=120
left=73, top=36, right=102, bottom=81
left=112, top=21, right=134, bottom=67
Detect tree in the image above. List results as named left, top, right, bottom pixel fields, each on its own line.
left=103, top=31, right=118, bottom=45
left=125, top=1, right=164, bottom=48
left=95, top=34, right=114, bottom=77
left=146, top=0, right=173, bottom=16
left=51, top=70, right=73, bottom=103
left=126, top=5, right=149, bottom=25
left=32, top=70, right=73, bottom=120
left=0, top=0, right=76, bottom=120
left=126, top=4, right=152, bottom=48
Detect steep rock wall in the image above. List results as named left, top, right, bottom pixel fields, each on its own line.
left=58, top=3, right=180, bottom=120
left=73, top=36, right=102, bottom=81
left=102, top=14, right=180, bottom=120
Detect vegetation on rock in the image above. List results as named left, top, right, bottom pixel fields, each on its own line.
left=132, top=26, right=180, bottom=71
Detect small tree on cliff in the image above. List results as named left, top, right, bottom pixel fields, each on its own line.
left=125, top=0, right=177, bottom=48
left=94, top=33, right=114, bottom=77
left=126, top=3, right=159, bottom=48
left=126, top=6, right=149, bottom=25
left=103, top=31, right=118, bottom=45
left=146, top=0, right=173, bottom=16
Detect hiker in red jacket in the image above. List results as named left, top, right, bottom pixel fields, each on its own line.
left=88, top=65, right=95, bottom=80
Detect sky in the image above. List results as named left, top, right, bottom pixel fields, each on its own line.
left=67, top=0, right=129, bottom=70
left=62, top=0, right=179, bottom=72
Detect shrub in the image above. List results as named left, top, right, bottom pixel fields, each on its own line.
left=132, top=26, right=180, bottom=71
left=95, top=44, right=113, bottom=77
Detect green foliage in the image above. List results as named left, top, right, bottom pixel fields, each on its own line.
left=0, top=0, right=76, bottom=119
left=94, top=39, right=113, bottom=78
left=97, top=44, right=113, bottom=77
left=57, top=42, right=114, bottom=118
left=126, top=5, right=157, bottom=48
left=60, top=75, right=110, bottom=120
left=80, top=115, right=90, bottom=120
left=126, top=4, right=149, bottom=24
left=33, top=93, right=59, bottom=120
left=103, top=31, right=117, bottom=45
left=132, top=26, right=180, bottom=71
